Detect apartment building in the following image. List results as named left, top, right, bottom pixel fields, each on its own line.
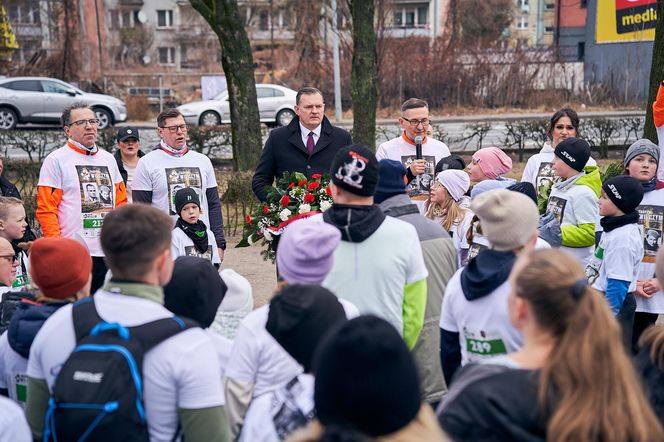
left=510, top=0, right=556, bottom=47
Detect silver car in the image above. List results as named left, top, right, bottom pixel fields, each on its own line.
left=178, top=84, right=297, bottom=127
left=0, top=76, right=127, bottom=130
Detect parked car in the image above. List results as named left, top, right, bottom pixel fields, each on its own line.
left=178, top=84, right=297, bottom=127
left=0, top=76, right=127, bottom=130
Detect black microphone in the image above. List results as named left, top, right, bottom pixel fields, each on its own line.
left=415, top=135, right=423, bottom=160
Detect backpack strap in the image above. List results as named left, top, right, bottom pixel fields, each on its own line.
left=72, top=298, right=104, bottom=342
left=130, top=316, right=198, bottom=353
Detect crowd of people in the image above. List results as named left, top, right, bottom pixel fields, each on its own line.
left=0, top=84, right=663, bottom=441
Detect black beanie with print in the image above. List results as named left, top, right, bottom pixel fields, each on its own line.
left=602, top=175, right=644, bottom=214
left=330, top=144, right=379, bottom=197
left=554, top=137, right=591, bottom=172
left=313, top=315, right=421, bottom=437
left=174, top=187, right=200, bottom=215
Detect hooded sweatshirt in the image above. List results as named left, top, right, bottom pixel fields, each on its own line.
left=320, top=204, right=429, bottom=349
left=546, top=165, right=601, bottom=265
left=0, top=301, right=67, bottom=407
left=439, top=249, right=522, bottom=384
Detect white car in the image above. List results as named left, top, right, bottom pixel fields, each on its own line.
left=0, top=76, right=127, bottom=130
left=178, top=84, right=297, bottom=127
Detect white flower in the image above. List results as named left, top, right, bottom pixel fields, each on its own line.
left=320, top=200, right=332, bottom=212
left=248, top=234, right=255, bottom=245
left=298, top=204, right=311, bottom=214
left=263, top=230, right=273, bottom=241
left=279, top=208, right=292, bottom=221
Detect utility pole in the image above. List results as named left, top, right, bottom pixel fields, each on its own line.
left=331, top=0, right=342, bottom=122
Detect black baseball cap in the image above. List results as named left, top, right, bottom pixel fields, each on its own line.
left=116, top=126, right=140, bottom=142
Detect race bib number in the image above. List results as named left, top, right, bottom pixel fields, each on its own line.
left=82, top=214, right=105, bottom=238
left=464, top=328, right=508, bottom=358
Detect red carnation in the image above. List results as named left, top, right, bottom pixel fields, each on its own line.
left=325, top=187, right=332, bottom=196
left=311, top=173, right=322, bottom=179
left=263, top=206, right=269, bottom=215
left=298, top=179, right=308, bottom=187
left=307, top=182, right=320, bottom=191
left=246, top=215, right=252, bottom=225
left=303, top=193, right=315, bottom=204
left=288, top=182, right=295, bottom=189
left=280, top=195, right=291, bottom=206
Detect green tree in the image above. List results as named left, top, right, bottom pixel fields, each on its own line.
left=644, top=1, right=664, bottom=143
left=350, top=0, right=378, bottom=150
left=189, top=0, right=262, bottom=171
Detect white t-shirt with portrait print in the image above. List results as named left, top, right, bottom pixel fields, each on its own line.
left=587, top=222, right=643, bottom=294
left=171, top=226, right=221, bottom=265
left=0, top=331, right=28, bottom=408
left=635, top=188, right=664, bottom=313
left=26, top=290, right=225, bottom=442
left=37, top=144, right=123, bottom=256
left=132, top=148, right=217, bottom=226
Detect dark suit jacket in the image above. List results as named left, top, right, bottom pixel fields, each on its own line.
left=251, top=116, right=352, bottom=202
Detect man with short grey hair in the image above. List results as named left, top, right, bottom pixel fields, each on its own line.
left=251, top=87, right=352, bottom=202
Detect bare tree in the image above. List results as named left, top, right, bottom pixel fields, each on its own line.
left=644, top=1, right=664, bottom=142
left=350, top=0, right=377, bottom=150
left=189, top=0, right=262, bottom=171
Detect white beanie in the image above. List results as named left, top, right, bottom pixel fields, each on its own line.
left=209, top=269, right=253, bottom=339
left=436, top=170, right=470, bottom=202
left=471, top=189, right=539, bottom=251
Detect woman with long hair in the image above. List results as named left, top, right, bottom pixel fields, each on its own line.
left=438, top=248, right=664, bottom=441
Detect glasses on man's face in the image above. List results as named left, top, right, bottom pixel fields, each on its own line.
left=160, top=124, right=188, bottom=133
left=0, top=255, right=18, bottom=264
left=68, top=119, right=100, bottom=128
left=402, top=117, right=429, bottom=128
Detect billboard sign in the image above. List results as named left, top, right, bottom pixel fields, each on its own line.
left=596, top=0, right=657, bottom=43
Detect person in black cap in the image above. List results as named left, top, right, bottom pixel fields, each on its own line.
left=318, top=144, right=429, bottom=352
left=434, top=154, right=466, bottom=176
left=238, top=284, right=348, bottom=441
left=586, top=175, right=644, bottom=349
left=303, top=315, right=447, bottom=441
left=114, top=126, right=144, bottom=202
left=171, top=187, right=221, bottom=267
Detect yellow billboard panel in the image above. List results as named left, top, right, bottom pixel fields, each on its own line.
left=596, top=0, right=656, bottom=43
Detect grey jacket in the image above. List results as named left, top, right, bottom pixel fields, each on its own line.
left=379, top=193, right=458, bottom=403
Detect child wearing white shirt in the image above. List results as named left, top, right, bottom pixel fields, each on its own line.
left=171, top=188, right=220, bottom=267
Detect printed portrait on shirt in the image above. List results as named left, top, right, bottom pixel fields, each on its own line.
left=546, top=196, right=567, bottom=225
left=166, top=167, right=203, bottom=215
left=184, top=245, right=212, bottom=261
left=638, top=205, right=663, bottom=262
left=77, top=166, right=113, bottom=212
left=401, top=154, right=436, bottom=200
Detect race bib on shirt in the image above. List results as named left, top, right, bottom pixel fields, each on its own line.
left=638, top=204, right=664, bottom=263
left=77, top=165, right=114, bottom=238
left=547, top=196, right=567, bottom=224
left=464, top=328, right=508, bottom=358
left=165, top=167, right=203, bottom=215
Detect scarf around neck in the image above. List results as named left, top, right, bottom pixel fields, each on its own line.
left=600, top=211, right=639, bottom=232
left=175, top=218, right=209, bottom=253
left=642, top=177, right=664, bottom=193
left=160, top=139, right=189, bottom=157
left=67, top=139, right=98, bottom=155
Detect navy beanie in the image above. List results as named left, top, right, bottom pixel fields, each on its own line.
left=554, top=137, right=591, bottom=172
left=508, top=181, right=537, bottom=205
left=175, top=187, right=200, bottom=215
left=435, top=154, right=466, bottom=174
left=602, top=176, right=644, bottom=214
left=375, top=159, right=407, bottom=204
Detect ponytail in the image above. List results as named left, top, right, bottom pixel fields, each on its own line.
left=513, top=249, right=664, bottom=442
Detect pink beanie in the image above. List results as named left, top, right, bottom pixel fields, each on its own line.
left=472, top=147, right=512, bottom=180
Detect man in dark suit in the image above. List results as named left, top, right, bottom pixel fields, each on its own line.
left=252, top=87, right=353, bottom=202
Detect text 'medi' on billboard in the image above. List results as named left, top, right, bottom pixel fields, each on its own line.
left=596, top=0, right=657, bottom=43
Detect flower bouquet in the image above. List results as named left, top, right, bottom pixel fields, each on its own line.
left=236, top=171, right=333, bottom=262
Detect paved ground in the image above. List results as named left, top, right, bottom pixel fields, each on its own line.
left=223, top=234, right=277, bottom=308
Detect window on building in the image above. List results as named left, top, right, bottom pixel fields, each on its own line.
left=577, top=42, right=585, bottom=61
left=281, top=9, right=291, bottom=28
left=544, top=2, right=555, bottom=10
left=259, top=10, right=269, bottom=31
left=158, top=47, right=175, bottom=64
left=517, top=16, right=528, bottom=29
left=392, top=4, right=429, bottom=28
left=518, top=0, right=529, bottom=12
left=121, top=11, right=133, bottom=28
left=109, top=10, right=120, bottom=29
left=581, top=0, right=587, bottom=7
left=157, top=10, right=173, bottom=28
left=7, top=2, right=38, bottom=24
left=544, top=26, right=553, bottom=33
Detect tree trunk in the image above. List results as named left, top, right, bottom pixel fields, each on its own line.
left=189, top=0, right=262, bottom=171
left=350, top=0, right=377, bottom=150
left=644, top=1, right=664, bottom=143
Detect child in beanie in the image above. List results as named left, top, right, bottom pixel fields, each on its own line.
left=171, top=187, right=221, bottom=267
left=540, top=137, right=601, bottom=265
left=0, top=197, right=29, bottom=290
left=425, top=170, right=473, bottom=266
left=209, top=269, right=253, bottom=340
left=0, top=237, right=91, bottom=407
left=586, top=176, right=644, bottom=349
left=622, top=139, right=664, bottom=350
left=440, top=189, right=539, bottom=384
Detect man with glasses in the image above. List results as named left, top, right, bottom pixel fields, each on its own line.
left=376, top=98, right=451, bottom=212
left=132, top=108, right=226, bottom=262
left=252, top=87, right=352, bottom=202
left=36, top=103, right=127, bottom=294
left=0, top=237, right=18, bottom=295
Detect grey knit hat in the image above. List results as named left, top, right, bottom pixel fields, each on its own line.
left=625, top=138, right=659, bottom=167
left=471, top=189, right=539, bottom=251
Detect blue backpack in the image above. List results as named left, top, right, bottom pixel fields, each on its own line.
left=43, top=297, right=196, bottom=442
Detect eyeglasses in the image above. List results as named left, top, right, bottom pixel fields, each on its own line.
left=0, top=255, right=18, bottom=264
left=160, top=124, right=188, bottom=133
left=402, top=117, right=429, bottom=127
left=68, top=119, right=100, bottom=127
